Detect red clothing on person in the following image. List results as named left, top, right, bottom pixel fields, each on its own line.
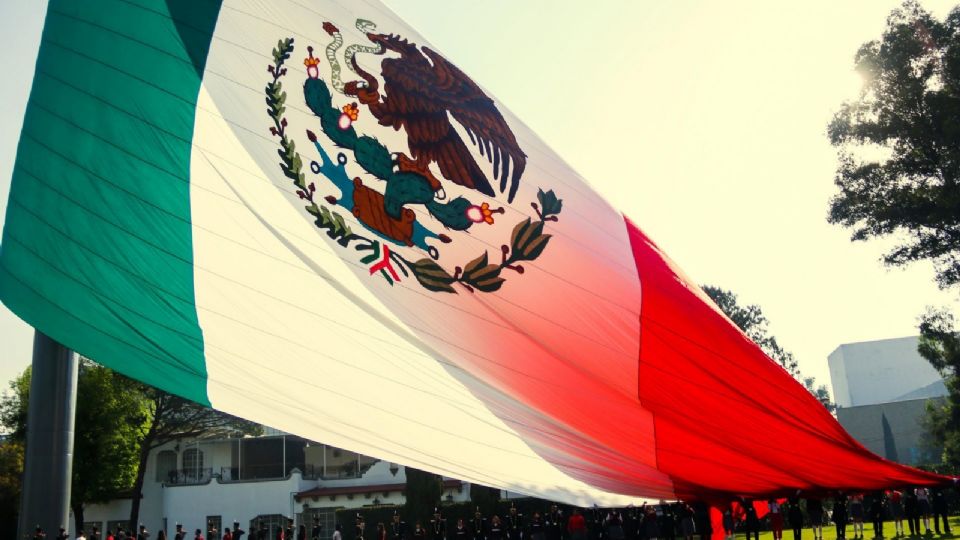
left=567, top=515, right=586, bottom=533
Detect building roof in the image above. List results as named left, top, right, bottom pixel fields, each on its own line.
left=295, top=479, right=463, bottom=501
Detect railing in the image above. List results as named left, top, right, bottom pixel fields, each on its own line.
left=164, top=468, right=213, bottom=485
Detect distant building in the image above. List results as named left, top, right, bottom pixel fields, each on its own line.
left=828, top=336, right=946, bottom=466
left=75, top=429, right=470, bottom=538
left=828, top=336, right=945, bottom=408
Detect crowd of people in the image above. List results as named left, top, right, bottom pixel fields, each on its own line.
left=31, top=487, right=956, bottom=540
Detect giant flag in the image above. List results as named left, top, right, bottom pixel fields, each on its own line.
left=0, top=0, right=948, bottom=505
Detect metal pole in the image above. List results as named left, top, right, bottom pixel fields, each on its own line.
left=17, top=331, right=78, bottom=539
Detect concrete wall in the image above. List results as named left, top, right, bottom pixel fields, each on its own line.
left=828, top=336, right=944, bottom=408
left=835, top=397, right=943, bottom=466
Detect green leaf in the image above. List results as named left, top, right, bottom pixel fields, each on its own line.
left=520, top=234, right=552, bottom=260
left=462, top=252, right=489, bottom=280
left=471, top=276, right=505, bottom=292
left=409, top=259, right=457, bottom=293
left=510, top=218, right=532, bottom=248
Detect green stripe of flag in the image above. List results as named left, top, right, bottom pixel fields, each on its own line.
left=0, top=0, right=223, bottom=405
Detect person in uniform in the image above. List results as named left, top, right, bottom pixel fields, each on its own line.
left=430, top=508, right=446, bottom=540
left=529, top=512, right=545, bottom=540
left=257, top=521, right=268, bottom=540
left=391, top=511, right=407, bottom=540
left=356, top=515, right=367, bottom=540
left=223, top=527, right=233, bottom=540
left=868, top=492, right=885, bottom=540
left=742, top=500, right=760, bottom=540
left=453, top=519, right=469, bottom=540
left=194, top=530, right=203, bottom=540
left=849, top=494, right=864, bottom=540
left=659, top=505, right=676, bottom=540
left=932, top=488, right=951, bottom=535
left=208, top=522, right=219, bottom=540
left=904, top=488, right=920, bottom=536
left=56, top=527, right=70, bottom=540
left=487, top=517, right=503, bottom=540
left=605, top=510, right=625, bottom=540
left=313, top=519, right=324, bottom=540
left=786, top=497, right=804, bottom=540
left=377, top=523, right=387, bottom=540
left=298, top=525, right=308, bottom=540
left=233, top=522, right=247, bottom=540
left=285, top=519, right=295, bottom=540
left=806, top=497, right=824, bottom=540
left=139, top=525, right=151, bottom=540
left=505, top=504, right=523, bottom=540
left=470, top=508, right=486, bottom=540
left=623, top=507, right=639, bottom=540
left=174, top=524, right=186, bottom=540
left=833, top=494, right=849, bottom=540
left=33, top=526, right=47, bottom=540
left=92, top=527, right=102, bottom=540
left=413, top=522, right=427, bottom=540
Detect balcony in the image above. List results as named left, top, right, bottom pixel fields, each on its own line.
left=164, top=468, right=213, bottom=485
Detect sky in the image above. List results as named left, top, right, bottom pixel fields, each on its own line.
left=1, top=0, right=959, bottom=395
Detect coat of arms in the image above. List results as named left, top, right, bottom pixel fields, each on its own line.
left=264, top=21, right=562, bottom=293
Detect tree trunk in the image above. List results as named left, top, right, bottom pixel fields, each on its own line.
left=73, top=502, right=84, bottom=537
left=128, top=440, right=151, bottom=530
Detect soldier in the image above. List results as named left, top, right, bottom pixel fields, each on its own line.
left=470, top=508, right=486, bottom=540
left=505, top=504, right=523, bottom=540
left=390, top=511, right=407, bottom=540
left=210, top=522, right=221, bottom=540
left=56, top=527, right=70, bottom=540
left=487, top=517, right=504, bottom=540
left=139, top=525, right=151, bottom=540
left=546, top=505, right=564, bottom=540
left=33, top=526, right=46, bottom=540
left=234, top=522, right=247, bottom=540
left=313, top=518, right=324, bottom=540
left=174, top=524, right=186, bottom=540
left=413, top=522, right=426, bottom=540
left=257, top=521, right=268, bottom=540
left=430, top=508, right=446, bottom=540
left=529, top=513, right=545, bottom=540
left=285, top=519, right=295, bottom=540
left=92, top=526, right=102, bottom=540
left=356, top=514, right=367, bottom=540
left=453, top=519, right=469, bottom=540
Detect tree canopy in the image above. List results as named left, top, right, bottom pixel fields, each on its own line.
left=827, top=1, right=960, bottom=289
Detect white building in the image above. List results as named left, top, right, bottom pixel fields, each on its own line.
left=828, top=336, right=947, bottom=466
left=76, top=430, right=470, bottom=538
left=827, top=336, right=946, bottom=408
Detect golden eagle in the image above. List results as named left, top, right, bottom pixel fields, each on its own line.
left=342, top=31, right=527, bottom=203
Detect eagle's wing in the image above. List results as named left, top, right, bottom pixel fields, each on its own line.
left=394, top=47, right=527, bottom=201
left=420, top=47, right=527, bottom=203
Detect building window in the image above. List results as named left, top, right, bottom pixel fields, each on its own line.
left=183, top=447, right=204, bottom=477
left=156, top=450, right=177, bottom=482
left=301, top=508, right=337, bottom=539
left=207, top=516, right=222, bottom=537
left=251, top=515, right=285, bottom=540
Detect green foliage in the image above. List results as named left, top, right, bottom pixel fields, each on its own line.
left=0, top=440, right=24, bottom=539
left=827, top=1, right=960, bottom=289
left=802, top=377, right=838, bottom=414
left=468, top=484, right=501, bottom=515
left=0, top=360, right=149, bottom=532
left=403, top=468, right=443, bottom=524
left=919, top=309, right=960, bottom=470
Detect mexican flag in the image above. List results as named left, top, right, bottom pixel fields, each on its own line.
left=0, top=0, right=944, bottom=504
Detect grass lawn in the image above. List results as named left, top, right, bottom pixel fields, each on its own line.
left=734, top=517, right=960, bottom=540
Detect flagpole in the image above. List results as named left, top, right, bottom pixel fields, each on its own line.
left=17, top=331, right=78, bottom=539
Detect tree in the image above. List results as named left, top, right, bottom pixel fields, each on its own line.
left=127, top=388, right=260, bottom=527
left=917, top=309, right=960, bottom=470
left=827, top=1, right=960, bottom=289
left=0, top=439, right=24, bottom=539
left=0, top=361, right=147, bottom=533
left=468, top=483, right=500, bottom=516
left=404, top=467, right=442, bottom=524
left=702, top=285, right=836, bottom=411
